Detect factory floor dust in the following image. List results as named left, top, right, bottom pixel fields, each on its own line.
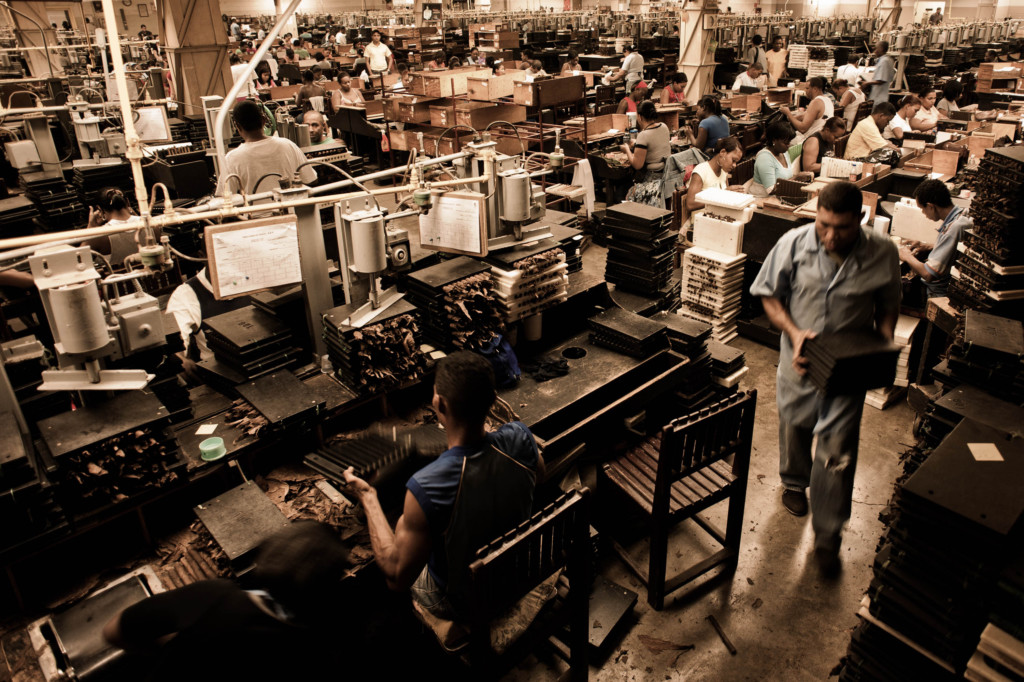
left=500, top=242, right=914, bottom=681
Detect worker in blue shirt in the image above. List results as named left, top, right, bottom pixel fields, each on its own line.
left=898, top=179, right=971, bottom=299
left=750, top=181, right=901, bottom=577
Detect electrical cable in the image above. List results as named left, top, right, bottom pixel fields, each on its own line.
left=252, top=172, right=283, bottom=193
left=435, top=124, right=477, bottom=158
left=484, top=119, right=527, bottom=160
left=294, top=160, right=381, bottom=211
left=166, top=243, right=207, bottom=262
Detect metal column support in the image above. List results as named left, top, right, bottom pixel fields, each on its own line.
left=293, top=200, right=333, bottom=361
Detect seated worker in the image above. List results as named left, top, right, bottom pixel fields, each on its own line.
left=683, top=137, right=745, bottom=229
left=800, top=116, right=847, bottom=175
left=468, top=47, right=485, bottom=66
left=561, top=50, right=582, bottom=74
left=780, top=76, right=833, bottom=141
left=331, top=74, right=365, bottom=108
left=910, top=87, right=945, bottom=132
left=517, top=49, right=533, bottom=71
left=844, top=101, right=898, bottom=160
left=302, top=109, right=332, bottom=145
left=295, top=69, right=326, bottom=110
left=487, top=56, right=505, bottom=77
left=936, top=80, right=962, bottom=115
left=314, top=51, right=331, bottom=71
left=343, top=351, right=542, bottom=620
left=617, top=82, right=649, bottom=115
left=255, top=69, right=276, bottom=89
left=525, top=60, right=547, bottom=78
left=732, top=62, right=764, bottom=91
left=215, top=100, right=317, bottom=196
left=391, top=62, right=413, bottom=91
left=751, top=120, right=802, bottom=197
left=293, top=38, right=310, bottom=59
left=883, top=94, right=920, bottom=141
left=898, top=179, right=972, bottom=299
left=425, top=51, right=446, bottom=70
left=620, top=100, right=670, bottom=207
left=660, top=72, right=688, bottom=105
left=103, top=522, right=352, bottom=681
left=85, top=187, right=151, bottom=269
left=684, top=96, right=730, bottom=156
left=447, top=56, right=462, bottom=70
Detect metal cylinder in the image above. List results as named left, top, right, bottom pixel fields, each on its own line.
left=296, top=123, right=311, bottom=149
left=50, top=282, right=108, bottom=354
left=501, top=171, right=531, bottom=223
left=350, top=215, right=387, bottom=273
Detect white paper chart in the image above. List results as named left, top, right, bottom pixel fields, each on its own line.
left=209, top=219, right=302, bottom=298
left=418, top=191, right=485, bottom=256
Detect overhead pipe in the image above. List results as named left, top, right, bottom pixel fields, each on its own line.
left=99, top=0, right=150, bottom=218
left=213, top=0, right=303, bottom=175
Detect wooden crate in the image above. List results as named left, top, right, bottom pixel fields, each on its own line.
left=476, top=31, right=519, bottom=50
left=409, top=67, right=492, bottom=98
left=583, top=113, right=629, bottom=141
left=512, top=76, right=586, bottom=108
left=384, top=95, right=447, bottom=123
left=429, top=101, right=528, bottom=129
left=390, top=126, right=462, bottom=156
left=467, top=70, right=528, bottom=101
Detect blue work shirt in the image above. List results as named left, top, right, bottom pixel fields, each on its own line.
left=750, top=223, right=901, bottom=423
left=870, top=53, right=895, bottom=105
left=923, top=205, right=970, bottom=299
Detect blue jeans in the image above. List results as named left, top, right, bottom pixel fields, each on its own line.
left=777, top=369, right=864, bottom=552
left=411, top=567, right=456, bottom=619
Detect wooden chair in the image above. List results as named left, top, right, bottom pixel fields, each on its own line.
left=853, top=100, right=874, bottom=128
left=730, top=155, right=756, bottom=187
left=594, top=84, right=616, bottom=106
left=416, top=487, right=592, bottom=681
left=602, top=391, right=757, bottom=610
left=833, top=132, right=851, bottom=161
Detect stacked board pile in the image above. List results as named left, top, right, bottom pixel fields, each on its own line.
left=0, top=411, right=62, bottom=551
left=678, top=247, right=746, bottom=343
left=403, top=257, right=503, bottom=351
left=803, top=331, right=900, bottom=395
left=603, top=202, right=677, bottom=308
left=199, top=306, right=303, bottom=387
left=944, top=310, right=1024, bottom=405
left=865, top=315, right=920, bottom=410
left=486, top=239, right=569, bottom=324
left=649, top=311, right=715, bottom=410
left=322, top=298, right=428, bottom=395
left=840, top=418, right=1024, bottom=680
left=20, top=172, right=87, bottom=232
left=72, top=162, right=133, bottom=211
left=588, top=307, right=668, bottom=358
left=707, top=340, right=748, bottom=391
left=0, top=195, right=39, bottom=238
left=949, top=145, right=1024, bottom=318
left=305, top=424, right=449, bottom=481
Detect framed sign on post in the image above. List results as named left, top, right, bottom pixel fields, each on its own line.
left=204, top=216, right=303, bottom=299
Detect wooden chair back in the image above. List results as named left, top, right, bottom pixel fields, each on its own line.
left=654, top=391, right=756, bottom=508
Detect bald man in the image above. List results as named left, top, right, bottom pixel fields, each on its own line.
left=302, top=109, right=332, bottom=145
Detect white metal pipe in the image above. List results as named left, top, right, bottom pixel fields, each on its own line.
left=0, top=174, right=491, bottom=252
left=214, top=0, right=303, bottom=175
left=99, top=0, right=149, bottom=217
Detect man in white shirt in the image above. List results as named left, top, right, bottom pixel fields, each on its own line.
left=216, top=100, right=317, bottom=196
left=364, top=30, right=394, bottom=75
left=732, top=63, right=765, bottom=91
left=835, top=54, right=861, bottom=86
left=229, top=54, right=257, bottom=96
left=335, top=30, right=346, bottom=45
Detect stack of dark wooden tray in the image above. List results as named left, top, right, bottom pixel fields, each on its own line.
left=199, top=306, right=302, bottom=387
left=587, top=307, right=669, bottom=359
left=603, top=202, right=676, bottom=301
left=803, top=331, right=900, bottom=395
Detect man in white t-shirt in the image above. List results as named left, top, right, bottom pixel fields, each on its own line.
left=732, top=63, right=765, bottom=91
left=216, top=100, right=317, bottom=196
left=229, top=54, right=257, bottom=96
left=364, top=30, right=394, bottom=75
left=835, top=54, right=861, bottom=85
left=335, top=30, right=346, bottom=45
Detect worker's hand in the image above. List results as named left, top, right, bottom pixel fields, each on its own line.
left=88, top=207, right=105, bottom=228
left=780, top=105, right=790, bottom=115
left=620, top=143, right=631, bottom=154
left=898, top=245, right=914, bottom=262
left=342, top=466, right=374, bottom=498
left=790, top=328, right=816, bottom=377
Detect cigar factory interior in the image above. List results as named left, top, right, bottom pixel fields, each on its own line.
left=1, top=0, right=1024, bottom=678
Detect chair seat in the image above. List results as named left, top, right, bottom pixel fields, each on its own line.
left=604, top=436, right=738, bottom=516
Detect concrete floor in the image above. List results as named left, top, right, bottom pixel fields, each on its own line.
left=505, top=246, right=916, bottom=681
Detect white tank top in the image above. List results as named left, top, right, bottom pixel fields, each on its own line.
left=843, top=88, right=865, bottom=128
left=800, top=94, right=835, bottom=141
